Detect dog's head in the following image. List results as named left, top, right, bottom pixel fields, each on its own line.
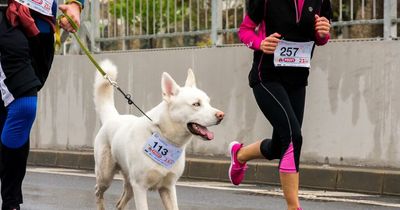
left=161, top=69, right=224, bottom=141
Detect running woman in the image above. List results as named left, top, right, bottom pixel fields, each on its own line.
left=228, top=0, right=332, bottom=210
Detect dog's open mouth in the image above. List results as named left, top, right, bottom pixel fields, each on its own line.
left=187, top=123, right=214, bottom=140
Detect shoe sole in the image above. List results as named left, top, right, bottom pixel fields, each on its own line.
left=228, top=141, right=240, bottom=185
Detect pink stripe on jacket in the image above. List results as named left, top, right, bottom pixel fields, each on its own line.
left=238, top=0, right=330, bottom=50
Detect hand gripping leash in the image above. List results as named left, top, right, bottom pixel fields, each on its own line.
left=58, top=12, right=153, bottom=122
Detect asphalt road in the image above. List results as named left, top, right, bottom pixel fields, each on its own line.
left=4, top=167, right=400, bottom=210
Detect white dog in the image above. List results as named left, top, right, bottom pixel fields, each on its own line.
left=93, top=60, right=224, bottom=210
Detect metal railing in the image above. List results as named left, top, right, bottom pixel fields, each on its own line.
left=82, top=0, right=399, bottom=51
left=331, top=0, right=398, bottom=40
left=88, top=0, right=246, bottom=50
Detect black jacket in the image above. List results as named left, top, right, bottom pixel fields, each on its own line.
left=247, top=0, right=333, bottom=87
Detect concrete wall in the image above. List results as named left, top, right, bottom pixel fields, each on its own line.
left=31, top=41, right=400, bottom=168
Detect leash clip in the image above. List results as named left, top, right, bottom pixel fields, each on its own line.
left=103, top=73, right=152, bottom=121
left=103, top=74, right=118, bottom=88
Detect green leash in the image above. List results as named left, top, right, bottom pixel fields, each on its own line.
left=62, top=14, right=106, bottom=77
left=59, top=12, right=153, bottom=122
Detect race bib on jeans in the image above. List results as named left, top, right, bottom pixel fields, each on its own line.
left=144, top=132, right=183, bottom=169
left=274, top=40, right=314, bottom=68
left=15, top=0, right=53, bottom=16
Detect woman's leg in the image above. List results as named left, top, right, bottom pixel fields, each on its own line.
left=229, top=83, right=295, bottom=180
left=236, top=128, right=281, bottom=163
left=236, top=140, right=262, bottom=163
left=253, top=82, right=305, bottom=209
left=280, top=172, right=300, bottom=210
left=229, top=82, right=306, bottom=209
left=281, top=85, right=305, bottom=210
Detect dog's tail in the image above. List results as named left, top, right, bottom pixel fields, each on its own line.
left=94, top=59, right=119, bottom=123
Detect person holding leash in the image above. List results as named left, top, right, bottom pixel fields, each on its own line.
left=0, top=0, right=83, bottom=209
left=228, top=0, right=332, bottom=210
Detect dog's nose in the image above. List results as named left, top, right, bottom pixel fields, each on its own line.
left=215, top=111, right=224, bottom=120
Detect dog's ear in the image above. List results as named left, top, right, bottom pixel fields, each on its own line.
left=185, top=68, right=197, bottom=88
left=162, top=72, right=180, bottom=100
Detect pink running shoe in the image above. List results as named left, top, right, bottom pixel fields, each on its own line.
left=228, top=141, right=248, bottom=185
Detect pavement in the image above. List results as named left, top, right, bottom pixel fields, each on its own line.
left=20, top=169, right=400, bottom=209
left=27, top=149, right=400, bottom=197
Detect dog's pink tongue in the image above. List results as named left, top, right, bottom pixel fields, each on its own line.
left=206, top=132, right=214, bottom=140
left=198, top=126, right=214, bottom=140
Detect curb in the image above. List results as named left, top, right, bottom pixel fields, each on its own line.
left=28, top=149, right=400, bottom=196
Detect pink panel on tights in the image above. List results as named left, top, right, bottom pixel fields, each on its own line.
left=279, top=142, right=297, bottom=173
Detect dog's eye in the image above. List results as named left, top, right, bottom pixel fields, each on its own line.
left=192, top=102, right=201, bottom=107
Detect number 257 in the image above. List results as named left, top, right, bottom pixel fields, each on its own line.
left=280, top=47, right=299, bottom=57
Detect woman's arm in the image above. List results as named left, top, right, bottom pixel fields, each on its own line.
left=314, top=16, right=331, bottom=46
left=238, top=15, right=265, bottom=50
left=239, top=0, right=266, bottom=50
left=315, top=0, right=333, bottom=46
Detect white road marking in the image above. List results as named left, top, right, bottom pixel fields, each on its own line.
left=27, top=167, right=400, bottom=208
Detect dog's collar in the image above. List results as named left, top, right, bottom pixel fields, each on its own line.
left=149, top=125, right=185, bottom=148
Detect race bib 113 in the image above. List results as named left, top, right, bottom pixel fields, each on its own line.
left=143, top=133, right=183, bottom=169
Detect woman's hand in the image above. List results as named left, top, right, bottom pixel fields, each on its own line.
left=315, top=15, right=331, bottom=39
left=260, top=33, right=281, bottom=54
left=59, top=3, right=82, bottom=33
